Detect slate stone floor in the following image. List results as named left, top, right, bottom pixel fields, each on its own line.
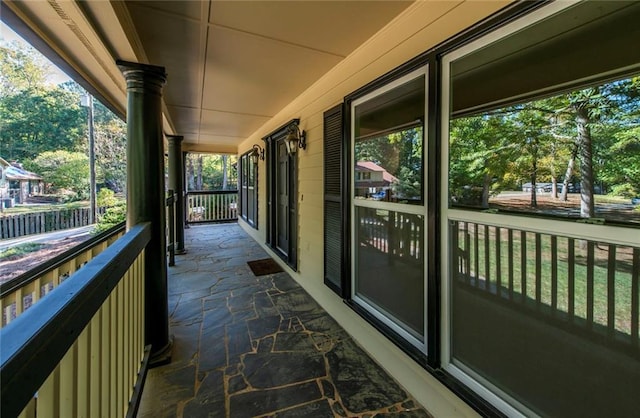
left=138, top=223, right=431, bottom=418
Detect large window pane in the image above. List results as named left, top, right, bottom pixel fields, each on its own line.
left=449, top=74, right=640, bottom=225
left=448, top=4, right=640, bottom=226
left=354, top=206, right=424, bottom=340
left=354, top=76, right=425, bottom=205
left=445, top=2, right=640, bottom=417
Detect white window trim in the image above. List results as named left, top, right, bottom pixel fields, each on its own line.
left=350, top=65, right=429, bottom=352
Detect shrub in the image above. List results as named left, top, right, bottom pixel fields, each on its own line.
left=27, top=150, right=91, bottom=200
left=608, top=183, right=638, bottom=199
left=0, top=243, right=46, bottom=260
left=93, top=203, right=126, bottom=234
left=97, top=188, right=120, bottom=207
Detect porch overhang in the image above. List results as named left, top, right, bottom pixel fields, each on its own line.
left=1, top=0, right=414, bottom=154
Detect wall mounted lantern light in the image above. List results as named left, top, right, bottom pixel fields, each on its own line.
left=250, top=144, right=264, bottom=164
left=284, top=123, right=306, bottom=156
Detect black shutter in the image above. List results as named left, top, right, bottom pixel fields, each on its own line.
left=324, top=104, right=345, bottom=296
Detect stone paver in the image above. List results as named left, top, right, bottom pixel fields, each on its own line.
left=138, top=223, right=430, bottom=418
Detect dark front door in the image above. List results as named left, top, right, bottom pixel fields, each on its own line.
left=265, top=121, right=298, bottom=269
left=276, top=140, right=289, bottom=255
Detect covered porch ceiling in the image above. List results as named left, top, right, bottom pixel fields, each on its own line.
left=2, top=0, right=414, bottom=153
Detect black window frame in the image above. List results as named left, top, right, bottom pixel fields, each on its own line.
left=321, top=1, right=546, bottom=417
left=238, top=150, right=258, bottom=229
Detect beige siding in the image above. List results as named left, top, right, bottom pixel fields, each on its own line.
left=238, top=2, right=511, bottom=416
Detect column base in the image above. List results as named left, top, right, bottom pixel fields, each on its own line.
left=148, top=335, right=174, bottom=369
left=176, top=248, right=187, bottom=255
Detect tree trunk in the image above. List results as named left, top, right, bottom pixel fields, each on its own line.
left=222, top=155, right=228, bottom=190
left=575, top=105, right=595, bottom=218
left=481, top=172, right=491, bottom=208
left=187, top=154, right=195, bottom=191
left=560, top=142, right=579, bottom=202
left=550, top=143, right=558, bottom=199
left=530, top=165, right=537, bottom=208
left=196, top=155, right=203, bottom=190
left=530, top=140, right=539, bottom=207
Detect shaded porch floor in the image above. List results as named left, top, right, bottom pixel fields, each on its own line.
left=138, top=223, right=430, bottom=417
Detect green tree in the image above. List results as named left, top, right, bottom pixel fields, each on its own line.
left=0, top=45, right=85, bottom=161
left=0, top=43, right=49, bottom=94
left=26, top=150, right=91, bottom=199
left=188, top=153, right=238, bottom=191
left=449, top=115, right=517, bottom=207
left=59, top=81, right=128, bottom=192
left=93, top=116, right=127, bottom=192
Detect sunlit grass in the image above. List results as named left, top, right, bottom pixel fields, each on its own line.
left=1, top=201, right=89, bottom=215
left=0, top=243, right=46, bottom=260
left=457, top=224, right=637, bottom=336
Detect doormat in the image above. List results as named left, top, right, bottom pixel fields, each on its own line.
left=247, top=258, right=283, bottom=276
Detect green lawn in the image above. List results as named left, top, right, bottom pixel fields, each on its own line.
left=1, top=201, right=89, bottom=215
left=455, top=223, right=638, bottom=336
left=0, top=243, right=46, bottom=260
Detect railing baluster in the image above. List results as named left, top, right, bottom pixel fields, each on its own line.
left=568, top=238, right=575, bottom=322
left=508, top=228, right=514, bottom=300
left=535, top=233, right=542, bottom=309
left=102, top=291, right=111, bottom=417
left=474, top=223, right=479, bottom=288
left=464, top=222, right=471, bottom=285
left=110, top=288, right=117, bottom=416
left=0, top=297, right=7, bottom=327
left=124, top=271, right=131, bottom=410
left=551, top=235, right=558, bottom=315
left=117, top=281, right=124, bottom=414
left=484, top=224, right=490, bottom=290
left=32, top=278, right=41, bottom=306
left=38, top=367, right=60, bottom=418
left=607, top=244, right=616, bottom=337
left=90, top=309, right=102, bottom=417
left=521, top=230, right=527, bottom=302
left=59, top=344, right=77, bottom=417
left=496, top=226, right=501, bottom=295
left=632, top=248, right=639, bottom=347
left=14, top=287, right=23, bottom=319
left=77, top=326, right=90, bottom=417
left=587, top=241, right=595, bottom=330
left=451, top=220, right=459, bottom=282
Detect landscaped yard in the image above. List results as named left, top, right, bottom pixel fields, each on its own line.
left=454, top=220, right=638, bottom=337
left=0, top=200, right=90, bottom=215
left=488, top=193, right=640, bottom=224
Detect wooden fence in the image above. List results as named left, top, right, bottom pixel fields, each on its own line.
left=0, top=207, right=106, bottom=239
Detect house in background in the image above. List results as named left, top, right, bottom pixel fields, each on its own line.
left=1, top=1, right=639, bottom=417
left=0, top=157, right=42, bottom=207
left=354, top=161, right=397, bottom=198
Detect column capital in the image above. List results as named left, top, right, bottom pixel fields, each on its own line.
left=116, top=60, right=166, bottom=95
left=166, top=134, right=184, bottom=145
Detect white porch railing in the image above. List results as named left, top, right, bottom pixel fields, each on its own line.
left=186, top=191, right=237, bottom=223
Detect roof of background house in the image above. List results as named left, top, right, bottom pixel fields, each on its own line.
left=356, top=161, right=398, bottom=183
left=0, top=157, right=43, bottom=181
